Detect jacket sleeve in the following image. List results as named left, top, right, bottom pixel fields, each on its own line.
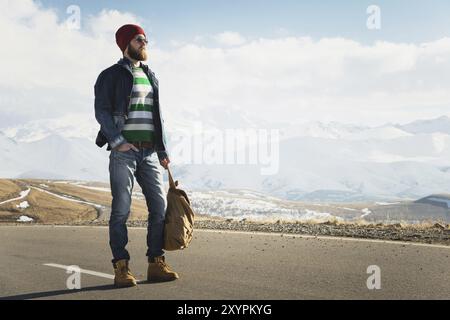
left=157, top=104, right=170, bottom=161
left=94, top=70, right=127, bottom=149
left=151, top=70, right=170, bottom=162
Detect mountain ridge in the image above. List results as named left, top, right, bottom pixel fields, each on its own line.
left=2, top=115, right=450, bottom=202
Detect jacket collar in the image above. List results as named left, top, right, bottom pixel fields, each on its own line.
left=117, top=56, right=149, bottom=74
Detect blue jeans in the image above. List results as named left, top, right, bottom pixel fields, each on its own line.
left=108, top=147, right=167, bottom=263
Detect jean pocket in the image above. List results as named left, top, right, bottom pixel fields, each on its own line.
left=112, top=149, right=135, bottom=160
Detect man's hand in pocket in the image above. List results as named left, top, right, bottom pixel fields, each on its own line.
left=114, top=143, right=139, bottom=152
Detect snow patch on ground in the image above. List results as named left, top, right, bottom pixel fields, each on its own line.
left=17, top=215, right=33, bottom=222
left=31, top=186, right=104, bottom=209
left=20, top=189, right=30, bottom=197
left=71, top=184, right=111, bottom=193
left=190, top=191, right=344, bottom=222
left=336, top=207, right=358, bottom=211
left=375, top=202, right=400, bottom=206
left=0, top=188, right=30, bottom=205
left=68, top=182, right=146, bottom=199
left=360, top=208, right=372, bottom=218
left=16, top=201, right=29, bottom=209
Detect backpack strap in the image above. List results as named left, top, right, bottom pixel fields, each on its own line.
left=167, top=167, right=178, bottom=189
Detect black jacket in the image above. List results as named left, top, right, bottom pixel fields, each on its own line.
left=94, top=57, right=169, bottom=160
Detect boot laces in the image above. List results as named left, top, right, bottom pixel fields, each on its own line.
left=120, top=265, right=134, bottom=277
left=157, top=259, right=171, bottom=271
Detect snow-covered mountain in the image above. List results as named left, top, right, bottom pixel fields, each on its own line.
left=2, top=115, right=450, bottom=202
left=0, top=131, right=108, bottom=182
left=2, top=113, right=98, bottom=142
left=397, top=115, right=450, bottom=135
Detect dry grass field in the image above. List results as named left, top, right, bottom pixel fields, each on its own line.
left=1, top=179, right=449, bottom=245
left=0, top=185, right=97, bottom=223
left=33, top=181, right=151, bottom=220
left=0, top=179, right=154, bottom=223
left=0, top=179, right=22, bottom=202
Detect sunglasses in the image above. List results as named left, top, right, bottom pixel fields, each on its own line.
left=134, top=36, right=148, bottom=44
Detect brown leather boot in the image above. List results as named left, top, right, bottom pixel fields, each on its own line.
left=113, top=259, right=137, bottom=288
left=147, top=256, right=179, bottom=282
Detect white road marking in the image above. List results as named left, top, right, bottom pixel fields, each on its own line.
left=43, top=263, right=115, bottom=280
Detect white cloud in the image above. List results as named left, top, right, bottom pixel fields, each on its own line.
left=1, top=0, right=450, bottom=131
left=214, top=31, right=247, bottom=46
left=152, top=37, right=450, bottom=126
left=0, top=0, right=141, bottom=125
left=85, top=9, right=144, bottom=38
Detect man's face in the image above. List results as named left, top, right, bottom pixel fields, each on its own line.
left=127, top=35, right=148, bottom=61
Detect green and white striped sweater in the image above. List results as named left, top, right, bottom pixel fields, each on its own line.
left=122, top=66, right=154, bottom=142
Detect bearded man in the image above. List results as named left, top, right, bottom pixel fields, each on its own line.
left=94, top=24, right=178, bottom=287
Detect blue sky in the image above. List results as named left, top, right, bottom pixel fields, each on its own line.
left=38, top=0, right=450, bottom=47
left=3, top=0, right=450, bottom=128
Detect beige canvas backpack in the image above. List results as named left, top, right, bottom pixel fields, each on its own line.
left=163, top=168, right=195, bottom=251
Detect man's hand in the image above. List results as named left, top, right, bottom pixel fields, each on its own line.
left=114, top=143, right=139, bottom=152
left=160, top=157, right=170, bottom=170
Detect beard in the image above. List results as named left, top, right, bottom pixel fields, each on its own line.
left=127, top=45, right=148, bottom=61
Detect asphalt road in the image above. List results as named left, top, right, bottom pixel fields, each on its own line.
left=0, top=225, right=449, bottom=300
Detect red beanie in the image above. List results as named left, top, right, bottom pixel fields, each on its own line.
left=115, top=24, right=146, bottom=53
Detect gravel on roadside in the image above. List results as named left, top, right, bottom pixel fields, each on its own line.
left=5, top=217, right=450, bottom=246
